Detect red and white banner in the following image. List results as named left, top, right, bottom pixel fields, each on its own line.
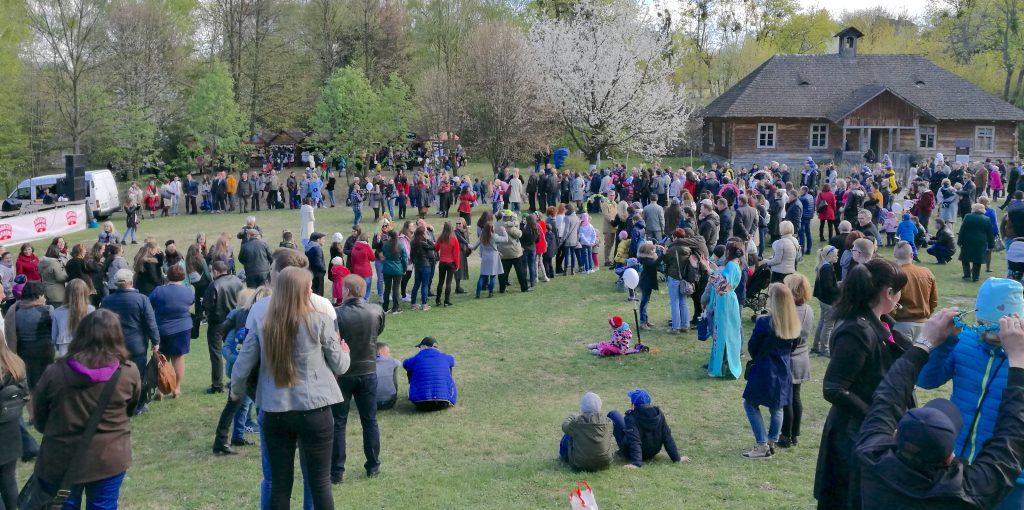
left=0, top=204, right=86, bottom=246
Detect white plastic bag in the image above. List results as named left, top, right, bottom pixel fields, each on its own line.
left=569, top=480, right=598, bottom=510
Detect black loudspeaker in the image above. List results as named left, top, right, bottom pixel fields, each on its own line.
left=64, top=154, right=87, bottom=201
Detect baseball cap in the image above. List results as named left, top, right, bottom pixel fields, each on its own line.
left=114, top=268, right=134, bottom=284
left=415, top=337, right=438, bottom=348
left=896, top=398, right=963, bottom=466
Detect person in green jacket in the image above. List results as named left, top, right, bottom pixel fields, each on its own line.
left=560, top=392, right=615, bottom=471
left=380, top=232, right=408, bottom=314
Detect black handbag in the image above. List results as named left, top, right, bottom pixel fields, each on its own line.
left=19, top=367, right=122, bottom=510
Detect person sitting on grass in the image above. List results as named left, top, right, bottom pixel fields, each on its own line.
left=375, top=343, right=401, bottom=410
left=609, top=389, right=688, bottom=468
left=560, top=392, right=615, bottom=471
left=586, top=316, right=632, bottom=356
left=403, top=336, right=456, bottom=411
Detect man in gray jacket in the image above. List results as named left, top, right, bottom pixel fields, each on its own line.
left=238, top=229, right=273, bottom=288
left=643, top=201, right=666, bottom=242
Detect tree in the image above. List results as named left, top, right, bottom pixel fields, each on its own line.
left=27, top=0, right=109, bottom=153
left=530, top=0, right=697, bottom=165
left=462, top=22, right=552, bottom=173
left=185, top=63, right=246, bottom=166
left=310, top=66, right=385, bottom=177
left=0, top=0, right=31, bottom=188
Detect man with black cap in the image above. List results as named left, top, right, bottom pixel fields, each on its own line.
left=857, top=309, right=1024, bottom=508
left=403, top=336, right=456, bottom=411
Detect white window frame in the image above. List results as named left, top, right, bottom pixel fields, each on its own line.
left=809, top=124, right=828, bottom=149
left=708, top=123, right=714, bottom=147
left=757, top=123, right=776, bottom=149
left=918, top=125, right=936, bottom=149
left=975, top=126, right=995, bottom=152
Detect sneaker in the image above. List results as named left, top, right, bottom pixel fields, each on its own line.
left=741, top=443, right=773, bottom=459
left=667, top=329, right=680, bottom=335
left=412, top=304, right=421, bottom=310
left=421, top=305, right=431, bottom=311
left=401, top=295, right=411, bottom=302
left=639, top=323, right=653, bottom=331
left=390, top=309, right=402, bottom=315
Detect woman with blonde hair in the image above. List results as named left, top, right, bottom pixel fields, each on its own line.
left=778, top=273, right=813, bottom=449
left=740, top=283, right=799, bottom=459
left=0, top=327, right=27, bottom=509
left=230, top=267, right=349, bottom=509
left=207, top=232, right=235, bottom=274
left=51, top=279, right=94, bottom=357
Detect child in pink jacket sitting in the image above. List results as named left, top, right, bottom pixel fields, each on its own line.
left=587, top=316, right=633, bottom=356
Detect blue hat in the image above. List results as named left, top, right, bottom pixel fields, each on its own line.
left=628, top=389, right=652, bottom=406
left=896, top=398, right=963, bottom=465
left=976, top=278, right=1024, bottom=324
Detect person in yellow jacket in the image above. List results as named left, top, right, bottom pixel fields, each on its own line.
left=226, top=173, right=238, bottom=212
left=614, top=230, right=631, bottom=267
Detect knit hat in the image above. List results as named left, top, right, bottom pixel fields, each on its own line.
left=618, top=230, right=629, bottom=240
left=628, top=389, right=652, bottom=407
left=976, top=278, right=1024, bottom=324
left=608, top=316, right=624, bottom=328
left=331, top=232, right=344, bottom=243
left=580, top=392, right=602, bottom=414
left=896, top=398, right=963, bottom=466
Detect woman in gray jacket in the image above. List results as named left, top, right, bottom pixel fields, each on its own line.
left=472, top=212, right=507, bottom=298
left=765, top=220, right=800, bottom=283
left=779, top=273, right=813, bottom=449
left=230, top=267, right=350, bottom=510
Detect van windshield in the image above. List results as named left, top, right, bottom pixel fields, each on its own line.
left=13, top=187, right=31, bottom=200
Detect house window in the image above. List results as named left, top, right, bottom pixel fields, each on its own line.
left=708, top=123, right=714, bottom=147
left=757, top=123, right=776, bottom=148
left=810, top=124, right=828, bottom=149
left=721, top=124, right=727, bottom=147
left=918, top=125, right=936, bottom=149
left=976, top=126, right=995, bottom=151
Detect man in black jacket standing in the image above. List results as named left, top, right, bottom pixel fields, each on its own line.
left=857, top=309, right=1024, bottom=509
left=203, top=261, right=243, bottom=394
left=332, top=275, right=386, bottom=484
left=305, top=232, right=327, bottom=296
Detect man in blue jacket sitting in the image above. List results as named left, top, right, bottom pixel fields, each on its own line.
left=403, top=337, right=456, bottom=411
left=917, top=278, right=1024, bottom=509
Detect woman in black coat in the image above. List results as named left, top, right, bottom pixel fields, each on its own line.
left=958, top=203, right=995, bottom=281
left=0, top=337, right=26, bottom=510
left=814, top=258, right=911, bottom=510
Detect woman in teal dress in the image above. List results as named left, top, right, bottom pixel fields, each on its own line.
left=708, top=242, right=744, bottom=379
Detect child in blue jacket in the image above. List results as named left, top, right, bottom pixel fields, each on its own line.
left=896, top=213, right=919, bottom=260
left=607, top=389, right=688, bottom=467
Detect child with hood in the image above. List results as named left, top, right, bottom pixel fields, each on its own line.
left=896, top=213, right=920, bottom=260
left=329, top=256, right=351, bottom=305
left=882, top=210, right=899, bottom=246
left=578, top=213, right=598, bottom=273
left=560, top=392, right=615, bottom=471
left=609, top=389, right=687, bottom=468
left=587, top=316, right=633, bottom=356
left=917, top=278, right=1024, bottom=509
left=613, top=230, right=630, bottom=268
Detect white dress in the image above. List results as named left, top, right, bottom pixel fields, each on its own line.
left=299, top=204, right=316, bottom=241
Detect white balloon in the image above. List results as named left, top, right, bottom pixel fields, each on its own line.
left=623, top=268, right=640, bottom=290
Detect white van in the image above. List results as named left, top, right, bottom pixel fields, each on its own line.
left=7, top=169, right=121, bottom=219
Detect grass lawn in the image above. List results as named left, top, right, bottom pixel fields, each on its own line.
left=15, top=165, right=988, bottom=509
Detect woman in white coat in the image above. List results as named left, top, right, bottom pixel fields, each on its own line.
left=299, top=197, right=316, bottom=245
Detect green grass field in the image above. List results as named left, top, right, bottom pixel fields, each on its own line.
left=14, top=163, right=986, bottom=509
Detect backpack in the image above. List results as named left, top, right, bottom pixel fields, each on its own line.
left=0, top=380, right=27, bottom=424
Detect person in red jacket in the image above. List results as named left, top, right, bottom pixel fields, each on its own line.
left=910, top=183, right=936, bottom=234
left=348, top=234, right=376, bottom=301
left=536, top=213, right=550, bottom=283
left=458, top=185, right=476, bottom=226
left=16, top=244, right=40, bottom=282
left=816, top=184, right=838, bottom=241
left=433, top=222, right=460, bottom=307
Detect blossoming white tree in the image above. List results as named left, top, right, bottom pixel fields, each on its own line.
left=530, top=0, right=697, bottom=167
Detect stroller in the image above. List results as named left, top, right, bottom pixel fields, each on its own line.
left=1008, top=238, right=1024, bottom=282
left=744, top=264, right=771, bottom=320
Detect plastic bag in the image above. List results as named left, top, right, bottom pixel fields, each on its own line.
left=569, top=480, right=598, bottom=510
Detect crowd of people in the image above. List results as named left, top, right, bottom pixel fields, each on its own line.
left=5, top=151, right=1024, bottom=509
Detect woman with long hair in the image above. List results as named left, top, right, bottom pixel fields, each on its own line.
left=32, top=309, right=141, bottom=509
left=740, top=283, right=799, bottom=459
left=87, top=242, right=108, bottom=304
left=51, top=279, right=94, bottom=357
left=187, top=242, right=212, bottom=322
left=230, top=267, right=350, bottom=510
left=779, top=273, right=813, bottom=449
left=0, top=327, right=26, bottom=510
left=472, top=213, right=507, bottom=298
left=64, top=242, right=91, bottom=292
left=149, top=265, right=195, bottom=397
left=706, top=241, right=744, bottom=378
left=381, top=232, right=407, bottom=313
left=409, top=226, right=437, bottom=310
left=398, top=221, right=414, bottom=301
left=39, top=243, right=69, bottom=306
left=814, top=259, right=910, bottom=510
left=208, top=232, right=235, bottom=274
left=434, top=221, right=460, bottom=307
left=453, top=218, right=472, bottom=293
left=133, top=240, right=164, bottom=296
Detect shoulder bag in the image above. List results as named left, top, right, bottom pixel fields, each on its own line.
left=19, top=366, right=122, bottom=510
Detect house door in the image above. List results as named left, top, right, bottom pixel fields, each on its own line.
left=870, top=129, right=882, bottom=158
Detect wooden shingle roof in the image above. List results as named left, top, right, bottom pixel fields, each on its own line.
left=703, top=53, right=1024, bottom=122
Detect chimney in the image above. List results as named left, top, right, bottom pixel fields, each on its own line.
left=834, top=27, right=864, bottom=59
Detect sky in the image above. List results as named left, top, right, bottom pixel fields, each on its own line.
left=797, top=0, right=932, bottom=19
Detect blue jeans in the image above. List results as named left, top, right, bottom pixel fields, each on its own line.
left=563, top=246, right=579, bottom=273
left=124, top=226, right=137, bottom=243
left=476, top=275, right=495, bottom=296
left=639, top=288, right=652, bottom=324
left=327, top=190, right=335, bottom=206
left=352, top=206, right=362, bottom=225
left=800, top=218, right=812, bottom=254
left=259, top=411, right=313, bottom=510
left=411, top=264, right=433, bottom=305
left=743, top=400, right=782, bottom=445
left=363, top=276, right=372, bottom=301
left=524, top=250, right=537, bottom=285
left=386, top=197, right=396, bottom=219
left=607, top=410, right=627, bottom=449
left=758, top=227, right=766, bottom=257
left=559, top=434, right=571, bottom=461
left=374, top=261, right=385, bottom=299
left=44, top=471, right=125, bottom=510
left=579, top=245, right=593, bottom=271
left=666, top=277, right=691, bottom=330
left=511, top=202, right=520, bottom=212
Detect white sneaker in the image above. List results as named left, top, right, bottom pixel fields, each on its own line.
left=401, top=295, right=411, bottom=302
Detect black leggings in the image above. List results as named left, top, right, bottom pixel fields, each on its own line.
left=263, top=407, right=335, bottom=510
left=962, top=261, right=981, bottom=281
left=781, top=383, right=803, bottom=440
left=436, top=262, right=456, bottom=304
left=0, top=460, right=17, bottom=510
left=400, top=270, right=412, bottom=296
left=383, top=274, right=402, bottom=311
left=818, top=219, right=836, bottom=240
